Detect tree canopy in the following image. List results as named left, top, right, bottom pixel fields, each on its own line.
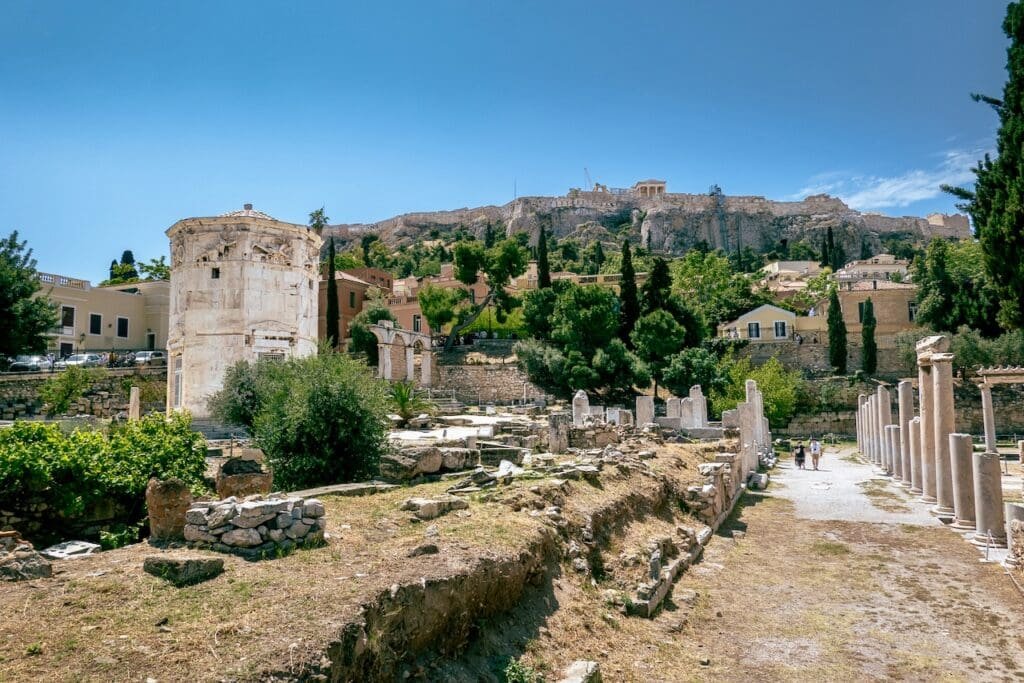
left=0, top=231, right=57, bottom=356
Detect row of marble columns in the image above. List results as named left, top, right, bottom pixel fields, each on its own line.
left=855, top=339, right=1008, bottom=548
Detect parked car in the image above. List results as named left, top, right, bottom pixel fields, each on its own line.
left=134, top=350, right=167, bottom=366
left=56, top=353, right=103, bottom=369
left=8, top=355, right=48, bottom=372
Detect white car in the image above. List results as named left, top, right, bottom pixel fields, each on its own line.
left=134, top=351, right=167, bottom=366
left=57, top=353, right=103, bottom=369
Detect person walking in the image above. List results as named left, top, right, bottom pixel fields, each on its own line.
left=795, top=441, right=806, bottom=470
left=809, top=437, right=822, bottom=471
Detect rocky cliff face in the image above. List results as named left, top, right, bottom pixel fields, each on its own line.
left=324, top=190, right=970, bottom=257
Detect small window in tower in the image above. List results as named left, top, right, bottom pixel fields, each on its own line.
left=211, top=267, right=220, bottom=279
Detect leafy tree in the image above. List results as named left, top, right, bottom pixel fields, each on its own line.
left=417, top=283, right=467, bottom=335
left=913, top=239, right=1001, bottom=336
left=827, top=286, right=848, bottom=374
left=361, top=234, right=380, bottom=265
left=943, top=2, right=1024, bottom=329
left=641, top=256, right=673, bottom=314
left=334, top=249, right=366, bottom=271
left=348, top=301, right=397, bottom=365
left=618, top=240, right=640, bottom=343
left=0, top=231, right=58, bottom=356
left=709, top=356, right=800, bottom=428
left=484, top=222, right=496, bottom=249
left=120, top=250, right=136, bottom=266
left=138, top=256, right=170, bottom=281
left=662, top=346, right=728, bottom=398
left=325, top=237, right=340, bottom=348
left=671, top=251, right=769, bottom=329
left=39, top=366, right=106, bottom=417
left=210, top=353, right=388, bottom=488
left=522, top=286, right=559, bottom=340
left=583, top=240, right=606, bottom=275
left=630, top=310, right=685, bottom=399
left=515, top=283, right=649, bottom=401
left=537, top=225, right=551, bottom=289
left=861, top=297, right=877, bottom=374
left=443, top=237, right=528, bottom=351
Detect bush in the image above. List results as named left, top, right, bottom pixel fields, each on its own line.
left=348, top=302, right=398, bottom=365
left=710, top=356, right=801, bottom=428
left=0, top=412, right=206, bottom=521
left=39, top=366, right=106, bottom=417
left=210, top=353, right=389, bottom=490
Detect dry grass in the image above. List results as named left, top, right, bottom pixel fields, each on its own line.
left=857, top=478, right=913, bottom=513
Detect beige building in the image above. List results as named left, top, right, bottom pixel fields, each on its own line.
left=166, top=205, right=322, bottom=418
left=834, top=254, right=909, bottom=282
left=36, top=272, right=170, bottom=357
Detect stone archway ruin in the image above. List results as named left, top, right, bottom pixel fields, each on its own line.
left=977, top=366, right=1024, bottom=454
left=369, top=321, right=434, bottom=387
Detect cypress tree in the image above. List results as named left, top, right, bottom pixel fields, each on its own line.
left=861, top=297, right=877, bottom=374
left=537, top=225, right=551, bottom=289
left=618, top=240, right=640, bottom=343
left=592, top=241, right=605, bottom=273
left=820, top=233, right=829, bottom=268
left=641, top=256, right=672, bottom=314
left=326, top=238, right=340, bottom=349
left=943, top=2, right=1024, bottom=329
left=827, top=286, right=847, bottom=374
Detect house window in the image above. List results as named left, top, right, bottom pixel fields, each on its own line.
left=747, top=322, right=761, bottom=339
left=61, top=305, right=75, bottom=329
left=774, top=321, right=787, bottom=339
left=116, top=316, right=129, bottom=338
left=349, top=291, right=356, bottom=308
left=908, top=301, right=918, bottom=323
left=211, top=267, right=220, bottom=279
left=89, top=313, right=102, bottom=335
left=413, top=314, right=422, bottom=332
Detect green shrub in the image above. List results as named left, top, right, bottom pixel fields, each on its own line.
left=210, top=353, right=389, bottom=490
left=710, top=356, right=801, bottom=428
left=504, top=659, right=545, bottom=683
left=0, top=412, right=206, bottom=521
left=39, top=366, right=106, bottom=417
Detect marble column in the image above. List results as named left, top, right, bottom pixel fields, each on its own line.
left=918, top=354, right=937, bottom=503
left=877, top=387, right=893, bottom=474
left=948, top=433, right=976, bottom=531
left=1003, top=503, right=1024, bottom=568
left=909, top=416, right=923, bottom=495
left=886, top=425, right=901, bottom=483
left=868, top=395, right=879, bottom=465
left=378, top=343, right=392, bottom=380
left=405, top=346, right=416, bottom=382
left=857, top=393, right=867, bottom=454
left=931, top=353, right=956, bottom=519
left=420, top=351, right=434, bottom=387
left=980, top=383, right=997, bottom=455
left=972, top=451, right=1007, bottom=548
left=897, top=380, right=913, bottom=487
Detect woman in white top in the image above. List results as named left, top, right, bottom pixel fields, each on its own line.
left=809, top=438, right=822, bottom=470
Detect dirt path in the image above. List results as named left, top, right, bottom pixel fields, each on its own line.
left=502, top=448, right=1024, bottom=682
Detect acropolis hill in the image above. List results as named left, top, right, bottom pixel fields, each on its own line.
left=324, top=180, right=971, bottom=255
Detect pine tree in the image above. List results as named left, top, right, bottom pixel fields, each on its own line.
left=618, top=240, right=640, bottom=343
left=827, top=286, right=847, bottom=374
left=537, top=225, right=551, bottom=289
left=943, top=2, right=1024, bottom=329
left=861, top=297, right=877, bottom=375
left=325, top=238, right=340, bottom=349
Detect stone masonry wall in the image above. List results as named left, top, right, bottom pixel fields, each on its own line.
left=0, top=368, right=166, bottom=419
left=739, top=341, right=906, bottom=376
left=435, top=364, right=546, bottom=404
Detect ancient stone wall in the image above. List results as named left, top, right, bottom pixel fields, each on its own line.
left=0, top=368, right=166, bottom=419
left=739, top=340, right=908, bottom=376
left=434, top=364, right=546, bottom=404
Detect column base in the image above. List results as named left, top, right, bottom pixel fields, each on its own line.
left=909, top=486, right=923, bottom=495
left=1003, top=556, right=1020, bottom=569
left=919, top=494, right=937, bottom=504
left=971, top=533, right=1008, bottom=549
left=930, top=505, right=955, bottom=519
left=950, top=519, right=976, bottom=531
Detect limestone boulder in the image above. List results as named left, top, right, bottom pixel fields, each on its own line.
left=0, top=532, right=52, bottom=582
left=380, top=447, right=444, bottom=481
left=145, top=477, right=194, bottom=542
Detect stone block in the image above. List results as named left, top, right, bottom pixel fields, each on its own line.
left=143, top=556, right=224, bottom=586
left=146, top=477, right=193, bottom=542
left=221, top=528, right=262, bottom=548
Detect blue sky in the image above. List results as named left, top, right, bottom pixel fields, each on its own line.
left=0, top=1, right=1010, bottom=282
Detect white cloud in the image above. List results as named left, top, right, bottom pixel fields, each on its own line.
left=789, top=148, right=989, bottom=212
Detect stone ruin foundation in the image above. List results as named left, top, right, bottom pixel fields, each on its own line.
left=184, top=494, right=326, bottom=560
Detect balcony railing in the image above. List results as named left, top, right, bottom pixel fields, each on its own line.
left=38, top=272, right=89, bottom=290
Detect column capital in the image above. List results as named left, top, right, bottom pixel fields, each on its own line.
left=931, top=352, right=955, bottom=365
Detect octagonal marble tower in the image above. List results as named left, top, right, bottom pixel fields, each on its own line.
left=166, top=204, right=322, bottom=418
